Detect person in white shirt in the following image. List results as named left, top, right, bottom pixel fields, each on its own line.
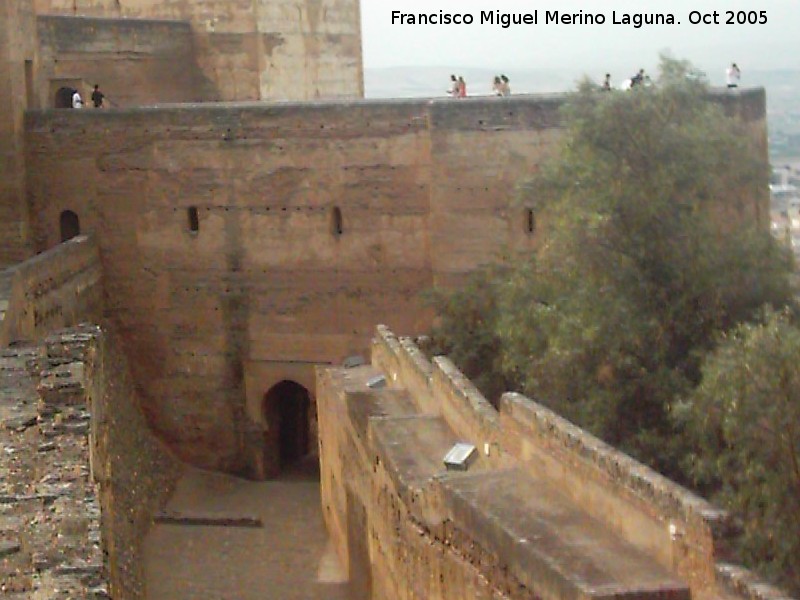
left=726, top=63, right=741, bottom=88
left=447, top=74, right=459, bottom=98
left=500, top=75, right=511, bottom=96
left=492, top=76, right=503, bottom=96
left=71, top=90, right=83, bottom=108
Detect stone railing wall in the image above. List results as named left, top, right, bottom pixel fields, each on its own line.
left=52, top=325, right=184, bottom=599
left=0, top=325, right=183, bottom=598
left=324, top=325, right=793, bottom=600
left=0, top=235, right=102, bottom=347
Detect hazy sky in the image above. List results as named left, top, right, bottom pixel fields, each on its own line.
left=360, top=0, right=800, bottom=75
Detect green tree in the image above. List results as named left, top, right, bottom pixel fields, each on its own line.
left=429, top=56, right=796, bottom=480
left=425, top=264, right=516, bottom=404
left=500, top=57, right=794, bottom=477
left=679, top=311, right=800, bottom=592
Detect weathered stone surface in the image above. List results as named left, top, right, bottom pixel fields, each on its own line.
left=0, top=540, right=20, bottom=558
left=317, top=327, right=794, bottom=600
left=0, top=327, right=183, bottom=599
left=32, top=0, right=362, bottom=103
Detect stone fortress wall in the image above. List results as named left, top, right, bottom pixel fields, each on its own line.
left=0, top=235, right=103, bottom=347
left=33, top=0, right=364, bottom=102
left=36, top=15, right=217, bottom=107
left=0, top=0, right=38, bottom=268
left=22, top=90, right=768, bottom=476
left=317, top=326, right=790, bottom=600
left=22, top=96, right=558, bottom=474
left=0, top=242, right=182, bottom=599
left=0, top=2, right=788, bottom=596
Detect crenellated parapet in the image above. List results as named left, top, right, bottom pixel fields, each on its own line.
left=0, top=235, right=103, bottom=347
left=317, top=325, right=793, bottom=600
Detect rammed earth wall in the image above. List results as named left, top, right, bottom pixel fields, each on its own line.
left=0, top=235, right=102, bottom=347
left=317, top=326, right=791, bottom=600
left=1, top=244, right=182, bottom=598
left=23, top=90, right=768, bottom=474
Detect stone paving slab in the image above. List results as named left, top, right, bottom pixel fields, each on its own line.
left=143, top=459, right=351, bottom=600
left=441, top=468, right=690, bottom=600
left=154, top=511, right=263, bottom=528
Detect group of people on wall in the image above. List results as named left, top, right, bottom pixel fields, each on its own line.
left=602, top=62, right=742, bottom=91
left=66, top=84, right=106, bottom=109
left=445, top=62, right=742, bottom=99
left=447, top=74, right=512, bottom=98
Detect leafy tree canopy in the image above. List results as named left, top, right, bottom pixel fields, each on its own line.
left=429, top=55, right=795, bottom=477
left=678, top=310, right=800, bottom=592
left=427, top=54, right=799, bottom=589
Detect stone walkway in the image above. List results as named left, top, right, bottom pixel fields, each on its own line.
left=143, top=457, right=350, bottom=600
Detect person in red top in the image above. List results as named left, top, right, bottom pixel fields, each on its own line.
left=458, top=76, right=467, bottom=98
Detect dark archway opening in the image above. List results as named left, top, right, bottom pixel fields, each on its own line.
left=55, top=87, right=74, bottom=109
left=60, top=210, right=81, bottom=242
left=264, top=380, right=312, bottom=470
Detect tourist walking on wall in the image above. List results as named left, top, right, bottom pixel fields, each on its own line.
left=500, top=75, right=511, bottom=96
left=71, top=89, right=83, bottom=108
left=726, top=63, right=741, bottom=88
left=458, top=76, right=467, bottom=98
left=602, top=73, right=612, bottom=91
left=493, top=76, right=503, bottom=96
left=91, top=84, right=105, bottom=108
left=630, top=69, right=645, bottom=88
left=447, top=74, right=459, bottom=97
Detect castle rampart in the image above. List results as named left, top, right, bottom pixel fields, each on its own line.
left=317, top=325, right=791, bottom=600
left=23, top=96, right=560, bottom=473
left=0, top=235, right=103, bottom=346
left=22, top=90, right=768, bottom=474
left=33, top=0, right=364, bottom=102
left=0, top=238, right=184, bottom=598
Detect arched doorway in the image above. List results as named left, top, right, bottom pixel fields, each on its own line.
left=263, top=380, right=312, bottom=470
left=60, top=210, right=80, bottom=242
left=55, top=87, right=74, bottom=108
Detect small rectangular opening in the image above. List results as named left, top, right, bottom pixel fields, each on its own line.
left=331, top=206, right=343, bottom=237
left=188, top=207, right=199, bottom=233
left=24, top=60, right=35, bottom=109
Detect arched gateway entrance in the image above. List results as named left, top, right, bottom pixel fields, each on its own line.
left=263, top=380, right=312, bottom=471
left=54, top=86, right=74, bottom=108
left=60, top=210, right=80, bottom=242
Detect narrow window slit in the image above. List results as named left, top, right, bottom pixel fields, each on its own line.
left=526, top=208, right=535, bottom=234
left=188, top=206, right=199, bottom=233
left=331, top=206, right=343, bottom=237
